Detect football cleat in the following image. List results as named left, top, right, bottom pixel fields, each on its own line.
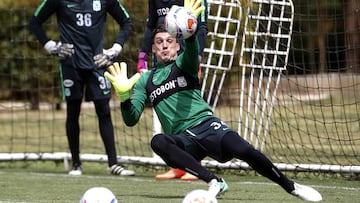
left=291, top=182, right=322, bottom=202
left=69, top=164, right=82, bottom=176
left=155, top=168, right=186, bottom=180
left=109, top=164, right=135, bottom=176
left=180, top=172, right=199, bottom=181
left=208, top=178, right=229, bottom=197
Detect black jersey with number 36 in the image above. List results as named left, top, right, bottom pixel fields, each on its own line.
left=29, top=0, right=132, bottom=70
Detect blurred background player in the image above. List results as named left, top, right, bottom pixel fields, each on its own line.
left=29, top=0, right=135, bottom=176
left=136, top=0, right=208, bottom=181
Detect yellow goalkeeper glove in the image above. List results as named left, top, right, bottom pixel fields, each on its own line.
left=104, top=62, right=140, bottom=102
left=184, top=0, right=205, bottom=17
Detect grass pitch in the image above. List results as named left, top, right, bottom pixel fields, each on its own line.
left=0, top=161, right=359, bottom=202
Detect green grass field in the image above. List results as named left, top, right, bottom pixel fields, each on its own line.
left=0, top=161, right=359, bottom=203
left=1, top=103, right=359, bottom=202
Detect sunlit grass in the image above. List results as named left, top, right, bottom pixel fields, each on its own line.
left=1, top=100, right=359, bottom=166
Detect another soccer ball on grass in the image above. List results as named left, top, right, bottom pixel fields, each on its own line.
left=164, top=5, right=198, bottom=39
left=182, top=189, right=218, bottom=203
left=80, top=187, right=117, bottom=203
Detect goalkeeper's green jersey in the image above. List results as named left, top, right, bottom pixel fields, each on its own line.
left=121, top=37, right=214, bottom=135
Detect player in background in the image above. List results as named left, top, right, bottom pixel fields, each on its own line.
left=137, top=0, right=208, bottom=181
left=104, top=3, right=323, bottom=201
left=29, top=0, right=135, bottom=176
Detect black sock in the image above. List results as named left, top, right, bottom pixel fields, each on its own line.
left=222, top=132, right=295, bottom=193
left=66, top=100, right=82, bottom=166
left=94, top=99, right=117, bottom=167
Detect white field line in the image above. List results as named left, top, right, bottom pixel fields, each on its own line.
left=30, top=172, right=360, bottom=191
left=3, top=171, right=360, bottom=192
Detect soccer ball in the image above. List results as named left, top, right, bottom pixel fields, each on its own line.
left=164, top=5, right=198, bottom=39
left=182, top=189, right=218, bottom=203
left=80, top=187, right=117, bottom=203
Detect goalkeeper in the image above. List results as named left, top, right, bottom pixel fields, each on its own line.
left=29, top=0, right=135, bottom=176
left=137, top=0, right=208, bottom=76
left=104, top=7, right=322, bottom=202
left=136, top=0, right=209, bottom=181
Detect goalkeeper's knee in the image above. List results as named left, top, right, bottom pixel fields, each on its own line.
left=151, top=134, right=177, bottom=153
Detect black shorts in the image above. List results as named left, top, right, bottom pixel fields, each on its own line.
left=59, top=61, right=111, bottom=101
left=172, top=117, right=234, bottom=163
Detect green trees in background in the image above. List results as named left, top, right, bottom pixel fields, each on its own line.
left=290, top=0, right=359, bottom=73
left=0, top=0, right=148, bottom=108
left=1, top=0, right=359, bottom=107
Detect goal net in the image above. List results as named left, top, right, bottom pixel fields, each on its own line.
left=1, top=0, right=359, bottom=174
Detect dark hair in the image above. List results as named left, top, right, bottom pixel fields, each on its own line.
left=152, top=24, right=179, bottom=44
left=152, top=24, right=168, bottom=38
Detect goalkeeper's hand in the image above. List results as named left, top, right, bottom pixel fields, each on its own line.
left=94, top=43, right=122, bottom=68
left=44, top=40, right=74, bottom=59
left=184, top=0, right=205, bottom=17
left=104, top=62, right=140, bottom=102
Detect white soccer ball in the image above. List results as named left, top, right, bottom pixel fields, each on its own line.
left=80, top=187, right=118, bottom=203
left=182, top=189, right=218, bottom=203
left=164, top=5, right=198, bottom=39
